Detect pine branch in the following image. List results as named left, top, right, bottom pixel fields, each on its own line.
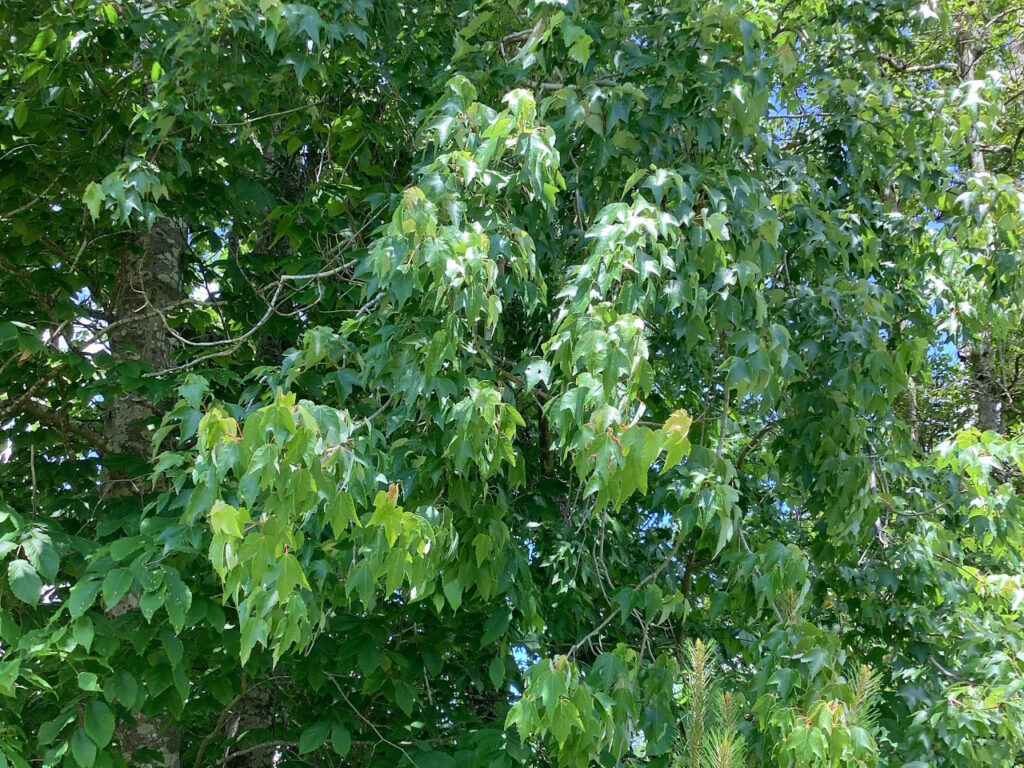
left=683, top=639, right=719, bottom=768
left=850, top=664, right=882, bottom=730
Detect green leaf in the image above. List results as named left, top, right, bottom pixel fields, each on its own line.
left=473, top=533, right=492, bottom=566
left=346, top=561, right=376, bottom=609
left=660, top=408, right=693, bottom=472
left=330, top=723, right=351, bottom=757
left=357, top=644, right=380, bottom=675
left=172, top=664, right=190, bottom=702
left=13, top=101, right=28, bottom=129
left=488, top=656, right=505, bottom=689
left=7, top=560, right=41, bottom=606
left=38, top=710, right=74, bottom=745
left=101, top=569, right=134, bottom=610
left=567, top=32, right=592, bottom=67
left=662, top=436, right=691, bottom=473
left=210, top=500, right=245, bottom=538
left=550, top=699, right=580, bottom=748
left=277, top=553, right=310, bottom=599
left=442, top=576, right=462, bottom=611
left=77, top=672, right=101, bottom=692
left=770, top=668, right=799, bottom=701
left=109, top=536, right=144, bottom=561
left=663, top=408, right=692, bottom=439
left=163, top=568, right=192, bottom=633
left=68, top=578, right=102, bottom=619
left=178, top=374, right=209, bottom=409
left=327, top=491, right=357, bottom=537
left=368, top=490, right=403, bottom=547
left=23, top=535, right=59, bottom=580
left=394, top=680, right=416, bottom=715
left=139, top=588, right=164, bottom=622
left=161, top=631, right=184, bottom=665
left=0, top=660, right=19, bottom=697
left=299, top=722, right=331, bottom=755
left=72, top=617, right=95, bottom=651
left=71, top=727, right=97, bottom=767
left=83, top=700, right=115, bottom=748
left=413, top=752, right=456, bottom=768
left=705, top=212, right=730, bottom=241
left=524, top=360, right=552, bottom=390
left=103, top=671, right=139, bottom=708
left=480, top=608, right=510, bottom=646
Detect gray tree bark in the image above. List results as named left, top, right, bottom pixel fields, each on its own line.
left=956, top=22, right=1006, bottom=436
left=104, top=219, right=186, bottom=458
left=223, top=686, right=278, bottom=768
left=103, top=218, right=187, bottom=768
left=964, top=339, right=1004, bottom=434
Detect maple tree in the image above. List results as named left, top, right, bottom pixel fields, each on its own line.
left=1, top=1, right=1023, bottom=767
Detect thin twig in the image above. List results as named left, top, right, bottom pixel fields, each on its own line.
left=220, top=741, right=297, bottom=762
left=0, top=178, right=58, bottom=221
left=148, top=281, right=285, bottom=349
left=717, top=330, right=730, bottom=461
left=877, top=53, right=956, bottom=75
left=277, top=258, right=357, bottom=282
left=214, top=102, right=324, bottom=128
left=927, top=656, right=961, bottom=681
left=738, top=528, right=785, bottom=622
left=30, top=444, right=38, bottom=513
left=764, top=112, right=835, bottom=120
left=332, top=683, right=421, bottom=768
left=568, top=529, right=685, bottom=659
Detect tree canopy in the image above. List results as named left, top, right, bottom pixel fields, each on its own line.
left=1, top=1, right=1023, bottom=767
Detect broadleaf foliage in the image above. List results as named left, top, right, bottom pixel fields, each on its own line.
left=1, top=0, right=1023, bottom=767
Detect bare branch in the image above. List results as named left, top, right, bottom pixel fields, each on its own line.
left=878, top=53, right=957, bottom=75
left=0, top=178, right=58, bottom=221
left=568, top=528, right=685, bottom=659
left=213, top=101, right=325, bottom=128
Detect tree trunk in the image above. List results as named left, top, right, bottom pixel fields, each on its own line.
left=956, top=23, right=1006, bottom=436
left=103, top=218, right=186, bottom=768
left=116, top=717, right=183, bottom=768
left=963, top=339, right=1004, bottom=434
left=104, top=219, right=186, bottom=458
left=223, top=686, right=278, bottom=768
left=905, top=375, right=920, bottom=445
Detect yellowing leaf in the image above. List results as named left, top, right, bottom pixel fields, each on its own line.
left=664, top=408, right=693, bottom=438
left=661, top=408, right=693, bottom=473
left=82, top=182, right=103, bottom=221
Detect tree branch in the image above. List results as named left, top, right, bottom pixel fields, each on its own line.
left=193, top=690, right=247, bottom=768
left=219, top=741, right=298, bottom=763
left=878, top=53, right=956, bottom=75
left=0, top=178, right=58, bottom=221
left=17, top=399, right=113, bottom=454
left=568, top=529, right=685, bottom=659
left=735, top=419, right=780, bottom=469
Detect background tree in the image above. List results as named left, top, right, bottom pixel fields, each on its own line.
left=1, top=1, right=1023, bottom=767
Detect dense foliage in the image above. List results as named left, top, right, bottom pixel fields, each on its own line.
left=1, top=1, right=1023, bottom=767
